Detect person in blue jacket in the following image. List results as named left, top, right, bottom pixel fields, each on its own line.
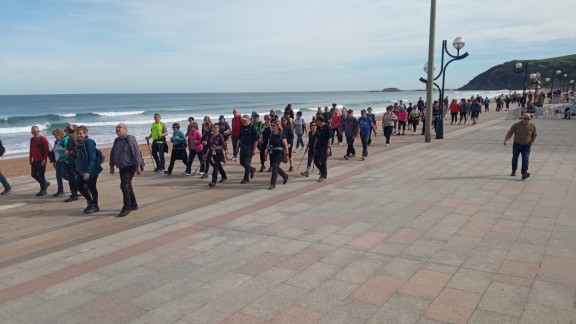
left=74, top=125, right=103, bottom=214
left=165, top=123, right=188, bottom=175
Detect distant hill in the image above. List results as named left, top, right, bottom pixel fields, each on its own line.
left=459, top=54, right=576, bottom=91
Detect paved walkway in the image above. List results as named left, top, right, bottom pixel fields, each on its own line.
left=0, top=113, right=575, bottom=323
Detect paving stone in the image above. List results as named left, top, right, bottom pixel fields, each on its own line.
left=456, top=222, right=492, bottom=238
left=399, top=269, right=452, bottom=300
left=519, top=302, right=573, bottom=324
left=424, top=288, right=481, bottom=324
left=346, top=231, right=389, bottom=250
left=442, top=235, right=482, bottom=252
left=277, top=247, right=332, bottom=272
left=349, top=274, right=405, bottom=306
left=220, top=312, right=270, bottom=324
left=402, top=238, right=445, bottom=259
left=295, top=279, right=358, bottom=313
left=478, top=281, right=530, bottom=317
left=272, top=305, right=324, bottom=324
left=447, top=268, right=493, bottom=294
left=370, top=241, right=408, bottom=256
left=318, top=300, right=379, bottom=324
left=498, top=260, right=539, bottom=279
left=367, top=293, right=430, bottom=324
left=241, top=284, right=308, bottom=320
left=232, top=252, right=287, bottom=277
left=505, top=243, right=546, bottom=263
left=463, top=246, right=508, bottom=273
left=380, top=257, right=424, bottom=279
left=527, top=279, right=576, bottom=310
left=285, top=262, right=341, bottom=290
left=335, top=258, right=386, bottom=284
left=468, top=309, right=519, bottom=324
left=319, top=233, right=355, bottom=246
left=539, top=255, right=576, bottom=284
left=320, top=247, right=364, bottom=268
left=386, top=227, right=425, bottom=245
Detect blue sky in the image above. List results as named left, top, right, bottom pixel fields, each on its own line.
left=1, top=0, right=575, bottom=95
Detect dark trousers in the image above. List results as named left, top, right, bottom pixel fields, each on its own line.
left=185, top=150, right=205, bottom=174
left=307, top=149, right=315, bottom=168
left=331, top=128, right=342, bottom=144
left=451, top=112, right=458, bottom=123
left=167, top=148, right=188, bottom=174
left=0, top=171, right=10, bottom=190
left=512, top=143, right=531, bottom=175
left=270, top=150, right=288, bottom=185
left=209, top=153, right=227, bottom=182
left=77, top=173, right=99, bottom=205
left=397, top=121, right=406, bottom=134
left=151, top=142, right=165, bottom=170
left=384, top=126, right=394, bottom=144
left=410, top=118, right=419, bottom=133
left=259, top=142, right=267, bottom=167
left=67, top=161, right=78, bottom=197
left=314, top=147, right=328, bottom=178
left=421, top=119, right=426, bottom=134
left=31, top=161, right=48, bottom=189
left=55, top=161, right=66, bottom=193
left=239, top=146, right=255, bottom=180
left=232, top=135, right=239, bottom=157
left=459, top=112, right=467, bottom=123
left=345, top=136, right=356, bottom=156
left=360, top=134, right=369, bottom=157
left=119, top=165, right=138, bottom=210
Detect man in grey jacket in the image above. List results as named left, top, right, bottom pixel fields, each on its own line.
left=342, top=110, right=359, bottom=159
left=109, top=123, right=145, bottom=217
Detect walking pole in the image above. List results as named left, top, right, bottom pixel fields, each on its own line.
left=191, top=164, right=201, bottom=176
left=146, top=138, right=156, bottom=171
left=296, top=151, right=306, bottom=170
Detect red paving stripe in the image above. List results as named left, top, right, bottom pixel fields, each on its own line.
left=0, top=142, right=443, bottom=304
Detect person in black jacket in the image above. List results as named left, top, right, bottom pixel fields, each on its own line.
left=259, top=115, right=271, bottom=172
left=265, top=121, right=289, bottom=190
left=281, top=116, right=295, bottom=171
left=63, top=125, right=79, bottom=201
left=238, top=115, right=259, bottom=184
left=300, top=122, right=317, bottom=177
left=314, top=116, right=332, bottom=182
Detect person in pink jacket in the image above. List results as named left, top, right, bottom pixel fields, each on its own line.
left=395, top=107, right=409, bottom=135
left=183, top=121, right=205, bottom=176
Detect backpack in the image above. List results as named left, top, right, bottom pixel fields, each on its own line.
left=0, top=139, right=5, bottom=157
left=96, top=148, right=104, bottom=164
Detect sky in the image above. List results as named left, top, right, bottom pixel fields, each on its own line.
left=1, top=0, right=575, bottom=95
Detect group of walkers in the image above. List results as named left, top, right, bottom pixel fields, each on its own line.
left=1, top=96, right=528, bottom=217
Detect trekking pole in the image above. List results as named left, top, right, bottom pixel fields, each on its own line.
left=296, top=151, right=306, bottom=170
left=146, top=138, right=156, bottom=171
left=191, top=163, right=201, bottom=176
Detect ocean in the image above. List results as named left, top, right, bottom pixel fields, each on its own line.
left=0, top=90, right=511, bottom=158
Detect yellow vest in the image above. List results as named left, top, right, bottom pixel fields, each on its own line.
left=151, top=122, right=166, bottom=142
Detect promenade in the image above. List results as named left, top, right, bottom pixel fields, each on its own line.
left=0, top=112, right=575, bottom=323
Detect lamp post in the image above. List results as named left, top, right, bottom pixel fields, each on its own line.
left=562, top=73, right=568, bottom=95
left=419, top=37, right=469, bottom=140
left=570, top=80, right=575, bottom=94
left=513, top=62, right=529, bottom=107
left=550, top=69, right=562, bottom=102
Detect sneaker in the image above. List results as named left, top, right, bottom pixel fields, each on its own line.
left=343, top=155, right=349, bottom=160
left=36, top=190, right=47, bottom=197
left=43, top=182, right=51, bottom=190
left=268, top=184, right=276, bottom=190
left=118, top=209, right=130, bottom=217
left=318, top=177, right=326, bottom=182
left=301, top=171, right=309, bottom=177
left=259, top=165, right=266, bottom=172
left=164, top=171, right=171, bottom=175
left=351, top=154, right=356, bottom=158
left=412, top=132, right=415, bottom=135
left=208, top=182, right=216, bottom=187
left=283, top=175, right=288, bottom=185
left=64, top=195, right=78, bottom=202
left=130, top=205, right=139, bottom=211
left=181, top=172, right=191, bottom=176
left=288, top=167, right=293, bottom=172
left=386, top=144, right=390, bottom=147
left=232, top=156, right=237, bottom=162
left=250, top=167, right=256, bottom=179
left=200, top=173, right=208, bottom=179
left=219, top=177, right=227, bottom=183
left=360, top=156, right=366, bottom=161
left=155, top=169, right=164, bottom=173
left=53, top=191, right=65, bottom=197
left=240, top=179, right=249, bottom=184
left=85, top=204, right=99, bottom=214
left=510, top=171, right=516, bottom=176
left=1, top=188, right=13, bottom=195
left=521, top=172, right=531, bottom=180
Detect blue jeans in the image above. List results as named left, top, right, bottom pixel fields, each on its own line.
left=512, top=142, right=531, bottom=174
left=55, top=161, right=66, bottom=193
left=295, top=134, right=304, bottom=149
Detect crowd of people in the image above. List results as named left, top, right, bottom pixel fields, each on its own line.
left=0, top=96, right=542, bottom=217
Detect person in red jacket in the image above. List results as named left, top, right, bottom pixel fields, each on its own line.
left=230, top=108, right=242, bottom=162
left=449, top=99, right=460, bottom=124
left=330, top=110, right=342, bottom=145
left=29, top=126, right=50, bottom=196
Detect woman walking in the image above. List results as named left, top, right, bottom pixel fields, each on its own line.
left=266, top=121, right=289, bottom=190
left=206, top=124, right=228, bottom=187
left=259, top=115, right=271, bottom=172
left=300, top=122, right=317, bottom=177
left=183, top=121, right=205, bottom=176
left=382, top=106, right=398, bottom=147
left=165, top=122, right=187, bottom=175
left=294, top=111, right=306, bottom=150
left=51, top=128, right=69, bottom=197
left=331, top=109, right=342, bottom=145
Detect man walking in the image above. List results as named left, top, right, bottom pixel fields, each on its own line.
left=29, top=126, right=50, bottom=196
left=342, top=110, right=359, bottom=160
left=0, top=137, right=13, bottom=195
left=314, top=116, right=332, bottom=182
left=110, top=123, right=145, bottom=217
left=358, top=109, right=375, bottom=160
left=238, top=115, right=259, bottom=184
left=504, top=113, right=537, bottom=180
left=145, top=113, right=168, bottom=173
left=230, top=108, right=242, bottom=161
left=63, top=125, right=79, bottom=202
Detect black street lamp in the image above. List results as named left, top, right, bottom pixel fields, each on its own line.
left=419, top=37, right=469, bottom=139
left=549, top=69, right=562, bottom=102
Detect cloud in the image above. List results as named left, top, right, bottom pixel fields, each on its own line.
left=0, top=0, right=574, bottom=94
